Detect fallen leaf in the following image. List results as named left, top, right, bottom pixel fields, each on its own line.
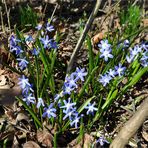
left=16, top=112, right=29, bottom=123
left=12, top=135, right=19, bottom=148
left=142, top=120, right=148, bottom=141
left=23, top=141, right=40, bottom=148
left=0, top=75, right=7, bottom=86
left=37, top=129, right=53, bottom=147
left=68, top=133, right=94, bottom=148
left=92, top=32, right=104, bottom=45
left=0, top=69, right=5, bottom=76
left=142, top=19, right=148, bottom=27
left=142, top=131, right=148, bottom=142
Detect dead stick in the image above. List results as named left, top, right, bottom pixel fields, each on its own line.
left=110, top=97, right=148, bottom=148
left=66, top=0, right=102, bottom=73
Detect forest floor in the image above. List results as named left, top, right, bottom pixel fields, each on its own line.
left=0, top=0, right=148, bottom=147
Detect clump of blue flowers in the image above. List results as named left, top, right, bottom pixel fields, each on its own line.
left=8, top=17, right=148, bottom=147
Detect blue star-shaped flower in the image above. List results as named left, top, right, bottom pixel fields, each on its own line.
left=115, top=63, right=126, bottom=77
left=10, top=45, right=23, bottom=56
left=85, top=102, right=97, bottom=115
left=100, top=48, right=113, bottom=62
left=23, top=93, right=35, bottom=105
left=46, top=24, right=54, bottom=32
left=70, top=114, right=80, bottom=129
left=17, top=57, right=28, bottom=70
left=98, top=40, right=111, bottom=50
left=37, top=98, right=45, bottom=109
left=98, top=74, right=112, bottom=86
left=96, top=136, right=109, bottom=146
left=74, top=67, right=87, bottom=81
left=42, top=103, right=56, bottom=118
left=60, top=98, right=76, bottom=113
left=35, top=24, right=42, bottom=30
left=40, top=35, right=51, bottom=49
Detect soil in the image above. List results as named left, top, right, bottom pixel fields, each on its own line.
left=0, top=0, right=148, bottom=147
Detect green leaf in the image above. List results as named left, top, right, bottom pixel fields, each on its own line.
left=78, top=96, right=95, bottom=113
left=122, top=66, right=148, bottom=93
left=102, top=89, right=118, bottom=110
left=86, top=35, right=94, bottom=74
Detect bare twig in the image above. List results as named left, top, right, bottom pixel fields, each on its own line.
left=42, top=3, right=47, bottom=21
left=4, top=0, right=11, bottom=34
left=66, top=0, right=102, bottom=73
left=0, top=6, right=5, bottom=33
left=132, top=0, right=139, bottom=6
left=50, top=3, right=58, bottom=22
left=110, top=97, right=148, bottom=148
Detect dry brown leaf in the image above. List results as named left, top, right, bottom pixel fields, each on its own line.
left=68, top=133, right=94, bottom=148
left=142, top=120, right=148, bottom=142
left=12, top=136, right=19, bottom=148
left=0, top=69, right=5, bottom=76
left=142, top=131, right=148, bottom=142
left=92, top=32, right=104, bottom=44
left=37, top=129, right=53, bottom=147
left=83, top=134, right=94, bottom=148
left=114, top=18, right=121, bottom=29
left=0, top=75, right=7, bottom=86
left=23, top=141, right=40, bottom=148
left=16, top=112, right=29, bottom=123
left=4, top=106, right=16, bottom=120
left=142, top=19, right=148, bottom=27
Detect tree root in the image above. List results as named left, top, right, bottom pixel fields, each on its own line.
left=110, top=97, right=148, bottom=148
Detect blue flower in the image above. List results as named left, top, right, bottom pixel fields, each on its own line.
left=63, top=83, right=75, bottom=95
left=65, top=74, right=78, bottom=88
left=141, top=51, right=148, bottom=67
left=123, top=39, right=130, bottom=47
left=96, top=136, right=109, bottom=146
left=9, top=35, right=20, bottom=47
left=74, top=67, right=87, bottom=81
left=10, top=45, right=23, bottom=56
left=22, top=84, right=34, bottom=95
left=18, top=75, right=31, bottom=90
left=63, top=107, right=77, bottom=120
left=126, top=55, right=134, bottom=63
left=35, top=24, right=42, bottom=30
left=100, top=48, right=113, bottom=62
left=37, top=98, right=45, bottom=109
left=141, top=43, right=148, bottom=51
left=130, top=46, right=141, bottom=57
left=115, top=63, right=126, bottom=77
left=23, top=93, right=35, bottom=105
left=98, top=40, right=111, bottom=50
left=70, top=114, right=80, bottom=129
left=49, top=40, right=58, bottom=49
left=18, top=75, right=34, bottom=95
left=54, top=94, right=61, bottom=102
left=107, top=69, right=116, bottom=78
left=60, top=98, right=76, bottom=113
left=46, top=24, right=54, bottom=32
left=42, top=103, right=56, bottom=118
left=85, top=102, right=97, bottom=115
left=40, top=35, right=51, bottom=48
left=98, top=74, right=112, bottom=86
left=31, top=48, right=40, bottom=56
left=17, top=57, right=29, bottom=70
left=25, top=35, right=34, bottom=42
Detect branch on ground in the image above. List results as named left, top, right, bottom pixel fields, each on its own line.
left=110, top=97, right=148, bottom=148
left=66, top=0, right=102, bottom=73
